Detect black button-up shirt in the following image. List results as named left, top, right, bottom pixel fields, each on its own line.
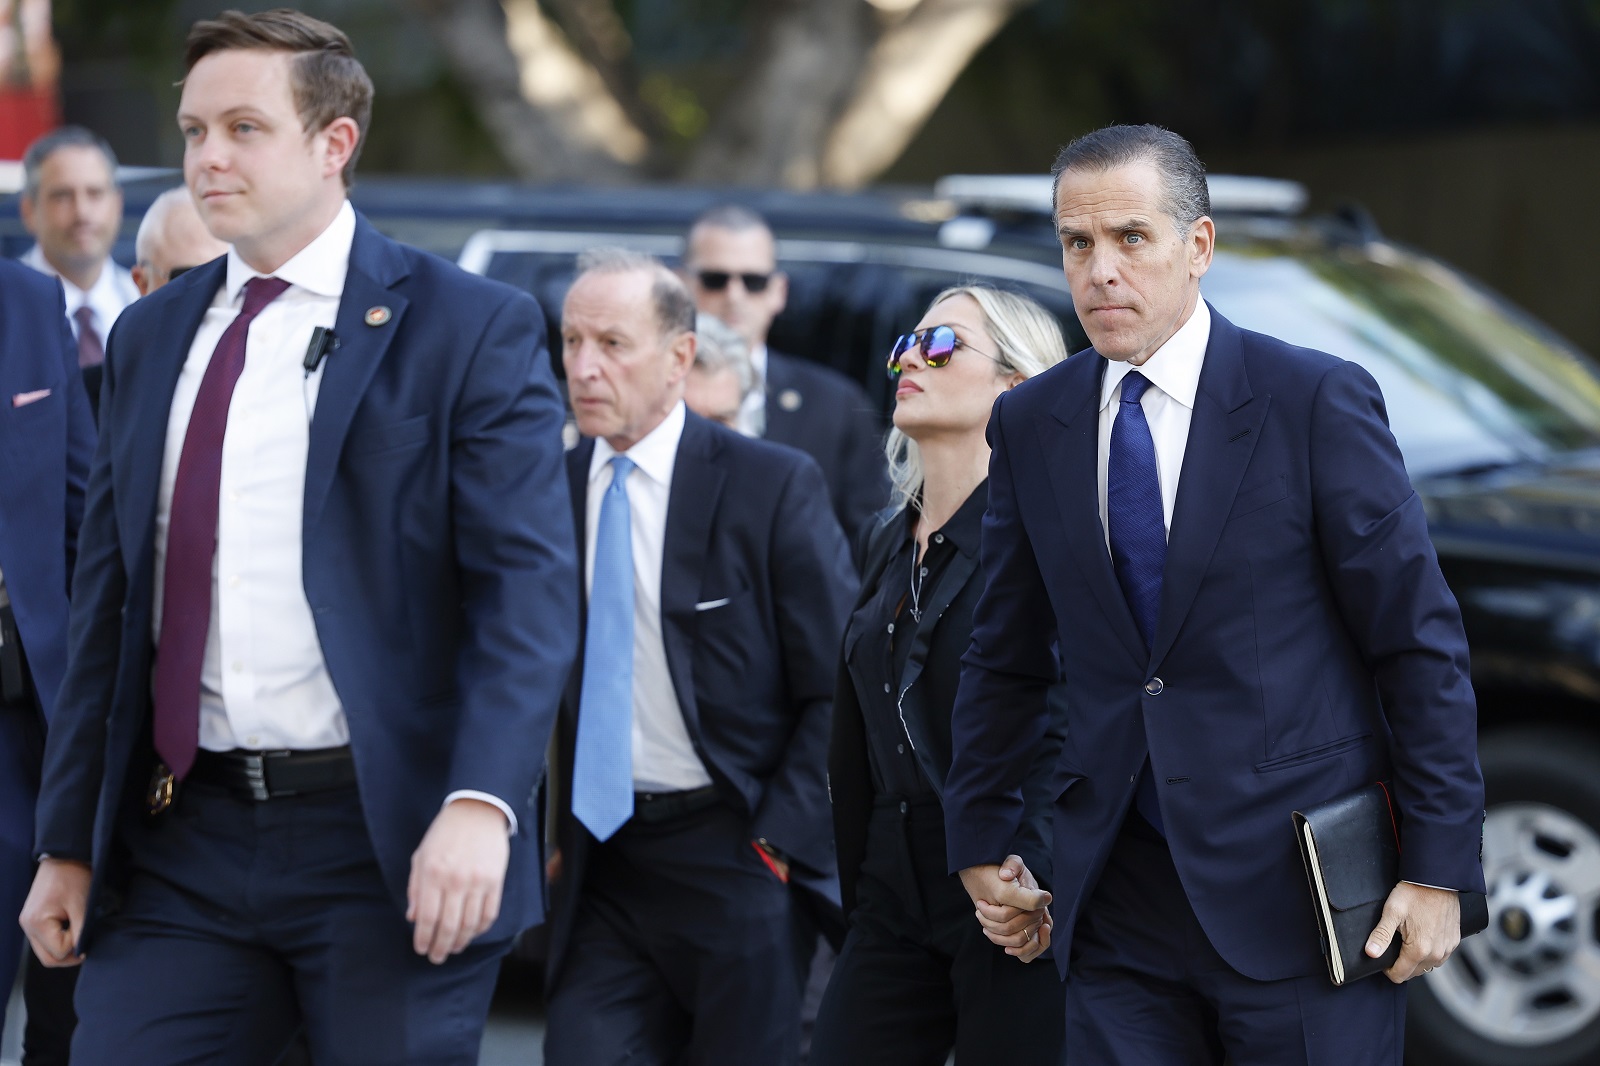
left=846, top=482, right=987, bottom=799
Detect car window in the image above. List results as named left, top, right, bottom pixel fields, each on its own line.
left=1204, top=238, right=1600, bottom=478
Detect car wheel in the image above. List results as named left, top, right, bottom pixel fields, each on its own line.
left=1407, top=729, right=1600, bottom=1065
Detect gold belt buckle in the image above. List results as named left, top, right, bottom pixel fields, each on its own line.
left=148, top=763, right=176, bottom=816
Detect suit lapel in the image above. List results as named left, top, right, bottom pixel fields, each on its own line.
left=660, top=415, right=726, bottom=733
left=302, top=216, right=412, bottom=531
left=1150, top=309, right=1267, bottom=668
left=122, top=262, right=225, bottom=578
left=1036, top=354, right=1149, bottom=667
left=563, top=440, right=595, bottom=718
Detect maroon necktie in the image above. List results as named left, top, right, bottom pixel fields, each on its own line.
left=73, top=306, right=104, bottom=368
left=152, top=275, right=290, bottom=778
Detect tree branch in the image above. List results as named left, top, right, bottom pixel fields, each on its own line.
left=538, top=0, right=662, bottom=142
left=822, top=0, right=1033, bottom=188
left=411, top=0, right=647, bottom=182
left=683, top=0, right=875, bottom=188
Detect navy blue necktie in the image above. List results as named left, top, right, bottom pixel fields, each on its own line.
left=572, top=456, right=637, bottom=841
left=1108, top=371, right=1168, bottom=834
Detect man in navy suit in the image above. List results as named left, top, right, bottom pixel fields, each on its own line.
left=684, top=205, right=888, bottom=543
left=19, top=11, right=575, bottom=1064
left=542, top=249, right=855, bottom=1065
left=0, top=259, right=94, bottom=1051
left=944, top=124, right=1485, bottom=1063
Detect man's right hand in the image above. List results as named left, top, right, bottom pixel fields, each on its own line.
left=959, top=855, right=1052, bottom=959
left=20, top=857, right=91, bottom=967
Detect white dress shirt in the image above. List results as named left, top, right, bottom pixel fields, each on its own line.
left=735, top=343, right=769, bottom=438
left=150, top=200, right=514, bottom=830
left=586, top=401, right=713, bottom=793
left=152, top=202, right=350, bottom=753
left=1096, top=298, right=1212, bottom=549
left=21, top=243, right=139, bottom=344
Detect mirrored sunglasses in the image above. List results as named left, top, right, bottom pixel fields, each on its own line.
left=887, top=325, right=999, bottom=377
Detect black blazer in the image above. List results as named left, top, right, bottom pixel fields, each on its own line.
left=829, top=505, right=1067, bottom=916
left=763, top=350, right=888, bottom=545
left=548, top=411, right=857, bottom=981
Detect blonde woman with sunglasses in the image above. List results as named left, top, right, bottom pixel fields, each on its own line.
left=813, top=285, right=1071, bottom=1064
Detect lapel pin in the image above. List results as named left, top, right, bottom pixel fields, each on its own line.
left=364, top=305, right=392, bottom=327
left=778, top=388, right=802, bottom=412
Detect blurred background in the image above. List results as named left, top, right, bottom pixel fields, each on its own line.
left=5, top=0, right=1599, bottom=354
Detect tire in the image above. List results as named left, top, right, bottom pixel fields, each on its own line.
left=1406, top=728, right=1600, bottom=1066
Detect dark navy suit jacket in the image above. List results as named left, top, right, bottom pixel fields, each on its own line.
left=0, top=259, right=94, bottom=1000
left=33, top=215, right=578, bottom=947
left=763, top=350, right=887, bottom=545
left=546, top=411, right=856, bottom=981
left=944, top=306, right=1485, bottom=982
left=0, top=259, right=95, bottom=722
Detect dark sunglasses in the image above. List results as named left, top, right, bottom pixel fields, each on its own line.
left=886, top=325, right=1001, bottom=377
left=696, top=270, right=773, bottom=293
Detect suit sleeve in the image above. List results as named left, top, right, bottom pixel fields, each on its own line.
left=443, top=291, right=579, bottom=817
left=1310, top=360, right=1485, bottom=893
left=34, top=319, right=127, bottom=857
left=944, top=392, right=1062, bottom=874
left=751, top=456, right=856, bottom=877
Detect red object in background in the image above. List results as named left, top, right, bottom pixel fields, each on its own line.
left=0, top=87, right=58, bottom=157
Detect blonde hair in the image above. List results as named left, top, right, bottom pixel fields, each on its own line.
left=885, top=285, right=1070, bottom=513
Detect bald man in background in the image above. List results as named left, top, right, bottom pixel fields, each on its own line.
left=132, top=186, right=228, bottom=297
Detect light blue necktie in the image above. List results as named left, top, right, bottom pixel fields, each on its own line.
left=572, top=456, right=637, bottom=842
left=1108, top=371, right=1168, bottom=835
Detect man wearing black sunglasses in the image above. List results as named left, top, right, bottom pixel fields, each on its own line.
left=684, top=205, right=887, bottom=543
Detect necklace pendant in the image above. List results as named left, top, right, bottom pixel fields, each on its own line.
left=908, top=605, right=922, bottom=623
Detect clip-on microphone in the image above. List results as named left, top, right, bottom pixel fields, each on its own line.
left=303, top=325, right=340, bottom=373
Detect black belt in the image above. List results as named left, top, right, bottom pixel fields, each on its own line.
left=188, top=747, right=357, bottom=801
left=632, top=785, right=720, bottom=825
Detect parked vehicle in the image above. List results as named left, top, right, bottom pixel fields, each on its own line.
left=6, top=170, right=1599, bottom=1065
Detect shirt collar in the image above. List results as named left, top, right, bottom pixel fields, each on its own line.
left=589, top=400, right=687, bottom=489
left=223, top=199, right=355, bottom=305
left=23, top=243, right=119, bottom=307
left=905, top=478, right=989, bottom=559
left=1099, top=296, right=1211, bottom=412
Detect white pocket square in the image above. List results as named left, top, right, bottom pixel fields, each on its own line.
left=11, top=388, right=51, bottom=408
left=694, top=598, right=732, bottom=612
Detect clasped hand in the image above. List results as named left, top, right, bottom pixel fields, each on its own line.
left=958, top=854, right=1053, bottom=964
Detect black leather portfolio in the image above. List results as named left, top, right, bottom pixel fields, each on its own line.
left=1293, top=782, right=1488, bottom=986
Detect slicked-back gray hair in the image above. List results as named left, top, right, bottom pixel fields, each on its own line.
left=1050, top=124, right=1210, bottom=233
left=574, top=247, right=696, bottom=336
left=22, top=126, right=119, bottom=200
left=692, top=313, right=755, bottom=398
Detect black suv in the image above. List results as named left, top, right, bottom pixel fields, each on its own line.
left=6, top=172, right=1599, bottom=1066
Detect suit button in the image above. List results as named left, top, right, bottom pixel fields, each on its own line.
left=884, top=683, right=891, bottom=694
left=1145, top=677, right=1164, bottom=696
left=897, top=744, right=905, bottom=754
left=899, top=801, right=908, bottom=814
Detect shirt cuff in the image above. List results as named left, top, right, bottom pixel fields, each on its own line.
left=1402, top=881, right=1456, bottom=892
left=443, top=790, right=518, bottom=836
